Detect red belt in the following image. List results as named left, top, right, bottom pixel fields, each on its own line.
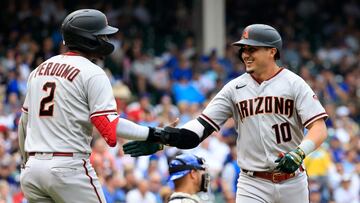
left=242, top=169, right=296, bottom=183
left=28, top=152, right=74, bottom=157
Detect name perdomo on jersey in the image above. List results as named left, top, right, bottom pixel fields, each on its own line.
left=236, top=96, right=294, bottom=121
left=33, top=62, right=80, bottom=82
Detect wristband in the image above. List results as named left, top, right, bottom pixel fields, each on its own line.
left=298, top=139, right=316, bottom=156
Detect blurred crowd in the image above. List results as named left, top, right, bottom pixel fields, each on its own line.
left=0, top=0, right=359, bottom=202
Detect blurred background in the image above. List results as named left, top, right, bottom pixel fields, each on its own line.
left=0, top=0, right=359, bottom=202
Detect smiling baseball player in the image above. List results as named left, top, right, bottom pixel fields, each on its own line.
left=123, top=24, right=329, bottom=203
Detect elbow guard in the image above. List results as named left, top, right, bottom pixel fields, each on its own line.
left=91, top=115, right=118, bottom=147
left=147, top=126, right=200, bottom=149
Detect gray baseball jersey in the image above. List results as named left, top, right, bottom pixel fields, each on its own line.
left=22, top=52, right=117, bottom=153
left=200, top=68, right=328, bottom=171
left=168, top=192, right=202, bottom=203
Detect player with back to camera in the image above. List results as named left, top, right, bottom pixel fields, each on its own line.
left=167, top=154, right=210, bottom=203
left=18, top=9, right=166, bottom=203
left=123, top=24, right=328, bottom=203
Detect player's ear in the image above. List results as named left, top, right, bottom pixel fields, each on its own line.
left=269, top=48, right=277, bottom=59
left=189, top=169, right=198, bottom=179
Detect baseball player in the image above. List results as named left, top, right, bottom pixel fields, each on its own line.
left=123, top=24, right=328, bottom=203
left=167, top=154, right=210, bottom=203
left=18, top=9, right=163, bottom=203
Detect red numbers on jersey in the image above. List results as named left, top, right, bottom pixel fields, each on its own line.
left=39, top=82, right=56, bottom=116
left=272, top=122, right=292, bottom=144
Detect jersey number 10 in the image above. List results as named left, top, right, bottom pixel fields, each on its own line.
left=39, top=82, right=56, bottom=116
left=272, top=122, right=292, bottom=144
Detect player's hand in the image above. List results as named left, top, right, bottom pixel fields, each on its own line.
left=123, top=118, right=179, bottom=157
left=274, top=148, right=305, bottom=173
left=123, top=141, right=164, bottom=157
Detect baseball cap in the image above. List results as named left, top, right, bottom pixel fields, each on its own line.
left=336, top=106, right=350, bottom=117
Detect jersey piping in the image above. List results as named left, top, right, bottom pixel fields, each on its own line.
left=199, top=113, right=220, bottom=131
left=303, top=112, right=328, bottom=127
left=90, top=109, right=118, bottom=118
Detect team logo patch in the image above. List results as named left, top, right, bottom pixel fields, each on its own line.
left=242, top=29, right=249, bottom=39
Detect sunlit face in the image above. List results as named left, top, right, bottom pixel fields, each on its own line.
left=240, top=45, right=276, bottom=74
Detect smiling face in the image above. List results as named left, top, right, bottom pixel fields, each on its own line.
left=240, top=45, right=277, bottom=74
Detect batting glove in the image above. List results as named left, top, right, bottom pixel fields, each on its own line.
left=275, top=148, right=305, bottom=173
left=123, top=141, right=163, bottom=157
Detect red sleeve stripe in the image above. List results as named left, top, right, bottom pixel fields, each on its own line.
left=303, top=112, right=328, bottom=127
left=200, top=113, right=220, bottom=131
left=22, top=107, right=28, bottom=113
left=90, top=110, right=117, bottom=118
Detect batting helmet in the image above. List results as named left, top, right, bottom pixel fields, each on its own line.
left=232, top=24, right=282, bottom=59
left=168, top=154, right=206, bottom=181
left=61, top=9, right=118, bottom=56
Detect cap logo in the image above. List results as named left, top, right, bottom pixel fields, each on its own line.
left=242, top=29, right=249, bottom=39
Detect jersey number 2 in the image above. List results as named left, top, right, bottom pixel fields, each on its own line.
left=39, top=82, right=56, bottom=116
left=272, top=122, right=292, bottom=144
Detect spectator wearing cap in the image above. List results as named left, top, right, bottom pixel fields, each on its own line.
left=333, top=174, right=359, bottom=203
left=334, top=106, right=359, bottom=144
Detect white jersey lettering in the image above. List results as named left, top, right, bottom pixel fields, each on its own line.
left=34, top=62, right=80, bottom=82
left=22, top=52, right=117, bottom=153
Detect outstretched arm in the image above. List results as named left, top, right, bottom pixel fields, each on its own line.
left=146, top=117, right=216, bottom=149
left=123, top=117, right=216, bottom=156
left=92, top=113, right=211, bottom=149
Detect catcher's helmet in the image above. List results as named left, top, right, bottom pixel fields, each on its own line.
left=61, top=9, right=118, bottom=56
left=168, top=154, right=206, bottom=181
left=232, top=24, right=282, bottom=59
